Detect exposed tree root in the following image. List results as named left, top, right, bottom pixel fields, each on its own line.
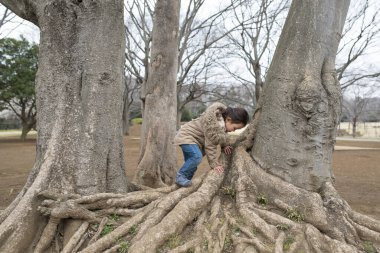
left=24, top=147, right=380, bottom=252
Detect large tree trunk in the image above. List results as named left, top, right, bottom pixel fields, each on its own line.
left=252, top=0, right=349, bottom=191
left=0, top=1, right=127, bottom=252
left=135, top=0, right=180, bottom=187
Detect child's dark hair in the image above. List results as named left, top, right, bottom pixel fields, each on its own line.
left=222, top=107, right=249, bottom=125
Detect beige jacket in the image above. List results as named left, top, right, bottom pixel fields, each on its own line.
left=174, top=102, right=235, bottom=168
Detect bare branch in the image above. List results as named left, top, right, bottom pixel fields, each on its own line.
left=0, top=1, right=38, bottom=26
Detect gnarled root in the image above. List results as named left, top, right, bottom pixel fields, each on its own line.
left=31, top=148, right=380, bottom=252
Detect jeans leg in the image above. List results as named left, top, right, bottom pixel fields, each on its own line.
left=176, top=144, right=203, bottom=185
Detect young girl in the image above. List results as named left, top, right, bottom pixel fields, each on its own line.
left=174, top=102, right=249, bottom=187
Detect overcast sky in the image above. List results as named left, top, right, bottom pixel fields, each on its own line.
left=1, top=1, right=379, bottom=98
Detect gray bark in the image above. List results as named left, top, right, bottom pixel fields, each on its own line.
left=252, top=0, right=350, bottom=191
left=136, top=0, right=180, bottom=187
left=0, top=0, right=127, bottom=252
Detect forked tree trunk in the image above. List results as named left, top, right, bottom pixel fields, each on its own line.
left=135, top=0, right=180, bottom=187
left=252, top=0, right=350, bottom=191
left=0, top=1, right=127, bottom=252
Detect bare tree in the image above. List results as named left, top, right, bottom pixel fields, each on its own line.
left=175, top=0, right=245, bottom=125
left=336, top=0, right=380, bottom=90
left=0, top=5, right=18, bottom=36
left=343, top=88, right=373, bottom=137
left=223, top=0, right=289, bottom=109
left=122, top=75, right=140, bottom=135
left=226, top=0, right=380, bottom=110
left=124, top=0, right=153, bottom=85
left=125, top=0, right=246, bottom=128
left=134, top=0, right=180, bottom=187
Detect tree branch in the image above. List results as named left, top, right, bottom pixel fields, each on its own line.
left=0, top=1, right=38, bottom=26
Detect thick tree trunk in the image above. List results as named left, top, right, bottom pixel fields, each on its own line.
left=135, top=0, right=180, bottom=187
left=0, top=1, right=127, bottom=252
left=252, top=0, right=350, bottom=191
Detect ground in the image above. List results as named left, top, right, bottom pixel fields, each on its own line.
left=0, top=124, right=379, bottom=221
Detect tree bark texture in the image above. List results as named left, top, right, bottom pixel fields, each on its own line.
left=252, top=0, right=350, bottom=191
left=136, top=0, right=180, bottom=187
left=0, top=1, right=127, bottom=252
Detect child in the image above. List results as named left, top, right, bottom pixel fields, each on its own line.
left=174, top=102, right=249, bottom=187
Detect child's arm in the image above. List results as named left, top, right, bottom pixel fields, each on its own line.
left=204, top=138, right=222, bottom=171
left=200, top=103, right=235, bottom=147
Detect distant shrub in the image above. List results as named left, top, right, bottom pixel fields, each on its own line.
left=181, top=108, right=193, bottom=122
left=132, top=118, right=143, bottom=125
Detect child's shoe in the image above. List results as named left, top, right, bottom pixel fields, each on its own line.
left=175, top=174, right=192, bottom=187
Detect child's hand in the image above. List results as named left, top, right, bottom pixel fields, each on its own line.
left=223, top=145, right=233, bottom=155
left=213, top=165, right=224, bottom=173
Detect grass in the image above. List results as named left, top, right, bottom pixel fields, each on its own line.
left=109, top=213, right=120, bottom=222
left=283, top=237, right=295, bottom=250
left=257, top=194, right=268, bottom=206
left=232, top=226, right=241, bottom=235
left=100, top=224, right=114, bottom=237
left=285, top=208, right=303, bottom=222
left=224, top=235, right=233, bottom=248
left=202, top=239, right=209, bottom=249
left=165, top=234, right=181, bottom=249
left=118, top=241, right=130, bottom=253
left=222, top=186, right=236, bottom=198
left=0, top=129, right=20, bottom=132
left=362, top=241, right=375, bottom=253
left=131, top=118, right=143, bottom=125
left=128, top=224, right=138, bottom=236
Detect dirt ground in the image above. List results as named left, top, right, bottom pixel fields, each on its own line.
left=1, top=125, right=379, bottom=220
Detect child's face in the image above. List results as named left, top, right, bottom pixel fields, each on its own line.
left=225, top=118, right=245, bottom=132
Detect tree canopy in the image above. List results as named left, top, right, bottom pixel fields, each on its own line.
left=0, top=37, right=38, bottom=139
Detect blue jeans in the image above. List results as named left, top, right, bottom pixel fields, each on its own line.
left=176, top=144, right=203, bottom=186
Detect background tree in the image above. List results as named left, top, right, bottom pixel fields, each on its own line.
left=125, top=0, right=245, bottom=128
left=0, top=0, right=127, bottom=252
left=225, top=0, right=380, bottom=110
left=342, top=88, right=374, bottom=137
left=0, top=37, right=38, bottom=140
left=336, top=0, right=380, bottom=91
left=134, top=0, right=180, bottom=187
left=0, top=5, right=23, bottom=37
left=224, top=0, right=289, bottom=109
left=122, top=75, right=140, bottom=135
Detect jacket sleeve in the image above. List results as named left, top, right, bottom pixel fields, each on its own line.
left=204, top=137, right=220, bottom=169
left=200, top=103, right=235, bottom=147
